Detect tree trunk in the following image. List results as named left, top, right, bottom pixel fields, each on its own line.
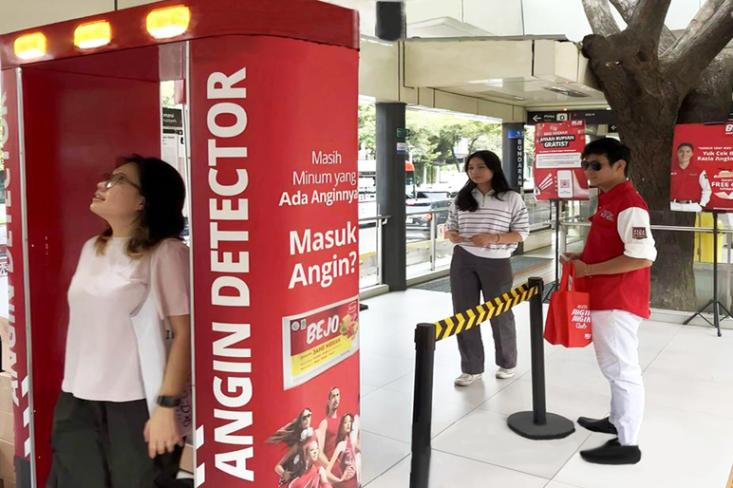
left=580, top=1, right=733, bottom=312
left=614, top=116, right=697, bottom=310
left=582, top=33, right=698, bottom=310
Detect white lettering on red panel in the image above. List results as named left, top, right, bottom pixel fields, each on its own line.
left=205, top=67, right=255, bottom=483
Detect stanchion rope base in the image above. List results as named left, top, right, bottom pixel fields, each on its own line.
left=507, top=411, right=575, bottom=440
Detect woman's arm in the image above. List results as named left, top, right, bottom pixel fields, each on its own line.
left=322, top=466, right=355, bottom=484
left=275, top=446, right=298, bottom=478
left=145, top=314, right=190, bottom=458
left=326, top=441, right=345, bottom=473
left=160, top=314, right=191, bottom=397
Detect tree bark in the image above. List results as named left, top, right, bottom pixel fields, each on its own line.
left=581, top=1, right=733, bottom=310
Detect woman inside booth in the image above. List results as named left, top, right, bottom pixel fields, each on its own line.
left=48, top=155, right=191, bottom=487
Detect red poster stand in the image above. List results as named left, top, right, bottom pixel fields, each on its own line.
left=532, top=121, right=589, bottom=300
left=0, top=1, right=360, bottom=486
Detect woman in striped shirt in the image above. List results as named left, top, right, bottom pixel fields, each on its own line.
left=446, top=150, right=530, bottom=387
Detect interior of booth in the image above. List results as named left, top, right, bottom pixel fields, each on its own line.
left=18, top=42, right=190, bottom=482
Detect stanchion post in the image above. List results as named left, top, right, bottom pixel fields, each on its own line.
left=410, top=323, right=435, bottom=488
left=507, top=277, right=575, bottom=440
left=529, top=277, right=547, bottom=425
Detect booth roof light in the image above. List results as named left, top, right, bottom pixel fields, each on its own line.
left=146, top=5, right=191, bottom=39
left=74, top=21, right=112, bottom=49
left=14, top=32, right=47, bottom=60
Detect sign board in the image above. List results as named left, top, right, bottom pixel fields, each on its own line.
left=670, top=123, right=733, bottom=212
left=533, top=121, right=589, bottom=201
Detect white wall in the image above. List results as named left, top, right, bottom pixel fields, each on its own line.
left=0, top=0, right=113, bottom=34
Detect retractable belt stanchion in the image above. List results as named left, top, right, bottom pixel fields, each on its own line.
left=544, top=200, right=562, bottom=302
left=507, top=277, right=575, bottom=439
left=410, top=323, right=436, bottom=488
left=410, top=279, right=544, bottom=488
left=684, top=210, right=729, bottom=336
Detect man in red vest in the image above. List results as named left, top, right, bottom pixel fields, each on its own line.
left=562, top=138, right=656, bottom=465
left=669, top=142, right=708, bottom=211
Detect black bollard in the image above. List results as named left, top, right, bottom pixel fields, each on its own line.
left=507, top=277, right=575, bottom=440
left=409, top=323, right=435, bottom=488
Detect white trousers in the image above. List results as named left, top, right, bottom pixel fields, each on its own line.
left=591, top=310, right=644, bottom=445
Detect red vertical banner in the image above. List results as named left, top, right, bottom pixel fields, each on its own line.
left=670, top=123, right=733, bottom=212
left=533, top=121, right=589, bottom=200
left=1, top=69, right=32, bottom=468
left=189, top=36, right=359, bottom=487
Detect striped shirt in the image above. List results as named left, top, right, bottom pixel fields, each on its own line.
left=447, top=188, right=530, bottom=259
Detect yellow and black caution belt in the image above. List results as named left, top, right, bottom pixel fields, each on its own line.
left=434, top=282, right=540, bottom=341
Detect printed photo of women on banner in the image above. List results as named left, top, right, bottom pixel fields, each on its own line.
left=268, top=387, right=361, bottom=487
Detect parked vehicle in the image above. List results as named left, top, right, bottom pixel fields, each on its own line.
left=406, top=190, right=452, bottom=239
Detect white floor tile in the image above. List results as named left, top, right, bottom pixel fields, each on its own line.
left=382, top=366, right=523, bottom=412
left=432, top=409, right=592, bottom=479
left=360, top=386, right=476, bottom=443
left=643, top=368, right=733, bottom=419
left=480, top=376, right=610, bottom=424
left=643, top=325, right=733, bottom=383
left=554, top=404, right=733, bottom=488
left=360, top=431, right=411, bottom=485
left=365, top=450, right=549, bottom=488
left=361, top=382, right=382, bottom=398
left=360, top=353, right=414, bottom=389
left=544, top=482, right=586, bottom=488
left=360, top=287, right=733, bottom=488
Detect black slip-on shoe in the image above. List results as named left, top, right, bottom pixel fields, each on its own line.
left=577, top=416, right=618, bottom=435
left=580, top=438, right=641, bottom=465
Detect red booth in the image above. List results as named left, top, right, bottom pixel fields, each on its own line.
left=0, top=1, right=360, bottom=486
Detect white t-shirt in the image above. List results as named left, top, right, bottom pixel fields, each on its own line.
left=62, top=236, right=190, bottom=402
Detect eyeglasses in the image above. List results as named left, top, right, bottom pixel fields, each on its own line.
left=580, top=159, right=604, bottom=172
left=103, top=173, right=142, bottom=192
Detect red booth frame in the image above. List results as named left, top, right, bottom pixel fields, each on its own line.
left=0, top=1, right=360, bottom=486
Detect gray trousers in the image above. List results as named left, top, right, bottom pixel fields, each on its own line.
left=450, top=246, right=517, bottom=374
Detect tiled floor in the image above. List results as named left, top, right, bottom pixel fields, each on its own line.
left=358, top=288, right=733, bottom=488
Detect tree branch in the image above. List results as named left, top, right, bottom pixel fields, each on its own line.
left=668, top=0, right=729, bottom=54
left=664, top=0, right=733, bottom=90
left=608, top=0, right=677, bottom=52
left=627, top=0, right=672, bottom=49
left=582, top=0, right=621, bottom=36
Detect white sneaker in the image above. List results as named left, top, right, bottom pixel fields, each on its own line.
left=454, top=373, right=482, bottom=386
left=495, top=368, right=515, bottom=379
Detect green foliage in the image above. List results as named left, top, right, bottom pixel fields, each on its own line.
left=358, top=102, right=503, bottom=185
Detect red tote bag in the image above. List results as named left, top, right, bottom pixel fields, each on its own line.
left=544, top=262, right=592, bottom=347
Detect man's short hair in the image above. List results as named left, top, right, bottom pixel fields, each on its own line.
left=582, top=138, right=630, bottom=176
left=677, top=142, right=694, bottom=151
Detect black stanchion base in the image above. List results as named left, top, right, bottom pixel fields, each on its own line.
left=507, top=411, right=575, bottom=440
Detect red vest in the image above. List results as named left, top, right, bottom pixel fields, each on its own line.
left=577, top=181, right=652, bottom=318
left=669, top=162, right=702, bottom=201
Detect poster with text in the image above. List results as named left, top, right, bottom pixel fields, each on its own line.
left=189, top=36, right=361, bottom=487
left=670, top=123, right=733, bottom=212
left=533, top=121, right=589, bottom=200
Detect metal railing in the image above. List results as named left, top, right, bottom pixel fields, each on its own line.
left=405, top=208, right=451, bottom=277
left=559, top=218, right=733, bottom=322
left=358, top=215, right=390, bottom=289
